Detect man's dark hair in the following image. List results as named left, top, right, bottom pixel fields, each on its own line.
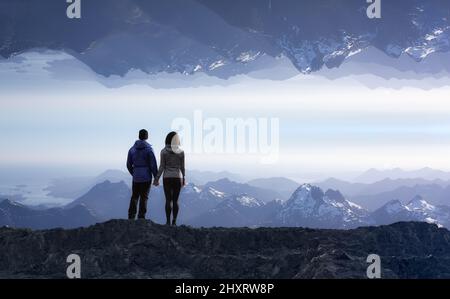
left=139, top=129, right=148, bottom=140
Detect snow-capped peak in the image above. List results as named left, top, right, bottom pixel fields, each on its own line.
left=284, top=184, right=323, bottom=212
left=373, top=196, right=449, bottom=229
left=406, top=196, right=436, bottom=212
left=235, top=195, right=263, bottom=207
left=277, top=184, right=368, bottom=228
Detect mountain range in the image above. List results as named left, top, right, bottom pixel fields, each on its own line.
left=318, top=46, right=450, bottom=89
left=203, top=178, right=285, bottom=203
left=55, top=178, right=283, bottom=224
left=317, top=177, right=450, bottom=197
left=350, top=184, right=450, bottom=211
left=4, top=165, right=450, bottom=230
left=57, top=180, right=369, bottom=229
left=1, top=0, right=449, bottom=78
left=316, top=176, right=450, bottom=210
left=189, top=194, right=278, bottom=228
left=354, top=167, right=450, bottom=183
left=43, top=169, right=244, bottom=200
left=5, top=179, right=450, bottom=231
left=73, top=181, right=450, bottom=230
left=0, top=199, right=98, bottom=229
left=42, top=168, right=450, bottom=211
left=274, top=185, right=370, bottom=229
left=372, top=196, right=450, bottom=228
left=65, top=180, right=131, bottom=220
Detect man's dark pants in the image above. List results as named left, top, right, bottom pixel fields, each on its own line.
left=128, top=181, right=151, bottom=219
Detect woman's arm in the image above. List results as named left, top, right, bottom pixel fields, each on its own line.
left=154, top=150, right=165, bottom=183
left=181, top=151, right=185, bottom=185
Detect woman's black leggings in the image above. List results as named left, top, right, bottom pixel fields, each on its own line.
left=163, top=178, right=182, bottom=224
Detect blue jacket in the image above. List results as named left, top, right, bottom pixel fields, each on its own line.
left=127, top=140, right=158, bottom=183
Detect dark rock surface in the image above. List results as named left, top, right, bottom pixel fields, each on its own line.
left=1, top=220, right=450, bottom=279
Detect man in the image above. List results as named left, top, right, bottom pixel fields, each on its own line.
left=126, top=129, right=158, bottom=219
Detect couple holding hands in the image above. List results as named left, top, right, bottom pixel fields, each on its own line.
left=127, top=129, right=185, bottom=226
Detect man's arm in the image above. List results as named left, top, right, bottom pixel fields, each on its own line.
left=154, top=151, right=165, bottom=182
left=149, top=149, right=158, bottom=179
left=126, top=150, right=133, bottom=176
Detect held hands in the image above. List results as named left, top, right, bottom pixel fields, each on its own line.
left=152, top=179, right=185, bottom=187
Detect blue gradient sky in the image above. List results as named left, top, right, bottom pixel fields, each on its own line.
left=2, top=51, right=450, bottom=180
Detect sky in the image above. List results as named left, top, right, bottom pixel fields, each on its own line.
left=1, top=50, right=450, bottom=182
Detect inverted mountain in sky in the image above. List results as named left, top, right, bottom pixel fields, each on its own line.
left=1, top=0, right=449, bottom=78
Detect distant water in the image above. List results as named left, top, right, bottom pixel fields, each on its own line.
left=0, top=180, right=72, bottom=207
left=0, top=165, right=104, bottom=207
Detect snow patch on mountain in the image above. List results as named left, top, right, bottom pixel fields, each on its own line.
left=235, top=195, right=263, bottom=207
left=407, top=196, right=436, bottom=212
left=207, top=187, right=225, bottom=198
left=276, top=184, right=369, bottom=229
left=373, top=196, right=450, bottom=228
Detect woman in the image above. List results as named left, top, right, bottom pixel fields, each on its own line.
left=154, top=131, right=185, bottom=226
